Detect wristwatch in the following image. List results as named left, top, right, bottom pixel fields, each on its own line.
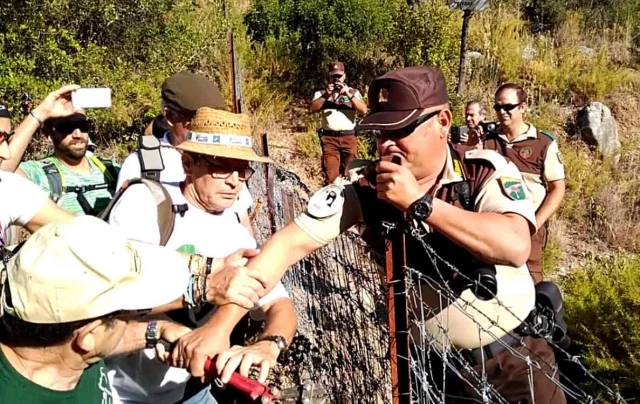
left=258, top=335, right=288, bottom=356
left=408, top=193, right=434, bottom=222
left=145, top=321, right=160, bottom=349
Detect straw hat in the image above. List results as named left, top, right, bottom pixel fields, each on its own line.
left=176, top=107, right=272, bottom=163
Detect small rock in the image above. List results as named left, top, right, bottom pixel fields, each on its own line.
left=578, top=45, right=595, bottom=56
left=576, top=102, right=621, bottom=162
left=522, top=46, right=537, bottom=60
left=465, top=51, right=483, bottom=60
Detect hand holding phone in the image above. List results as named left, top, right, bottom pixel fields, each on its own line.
left=71, top=88, right=112, bottom=109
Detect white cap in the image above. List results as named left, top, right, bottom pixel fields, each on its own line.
left=1, top=216, right=189, bottom=324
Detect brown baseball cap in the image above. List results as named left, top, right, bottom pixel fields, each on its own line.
left=161, top=71, right=225, bottom=113
left=356, top=66, right=449, bottom=131
left=329, top=61, right=345, bottom=75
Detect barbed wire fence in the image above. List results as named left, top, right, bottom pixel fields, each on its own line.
left=246, top=136, right=626, bottom=403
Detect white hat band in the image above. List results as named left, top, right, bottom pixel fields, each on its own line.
left=187, top=132, right=253, bottom=148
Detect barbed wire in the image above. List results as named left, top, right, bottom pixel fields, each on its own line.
left=246, top=164, right=625, bottom=403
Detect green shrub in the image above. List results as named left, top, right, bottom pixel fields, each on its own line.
left=244, top=0, right=400, bottom=93
left=562, top=252, right=640, bottom=398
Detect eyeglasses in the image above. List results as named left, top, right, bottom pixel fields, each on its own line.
left=493, top=103, right=521, bottom=112
left=0, top=130, right=14, bottom=144
left=52, top=121, right=90, bottom=135
left=375, top=110, right=442, bottom=139
left=196, top=154, right=255, bottom=181
left=330, top=74, right=343, bottom=79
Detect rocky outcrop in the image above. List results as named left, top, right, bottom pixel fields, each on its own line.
left=576, top=102, right=621, bottom=161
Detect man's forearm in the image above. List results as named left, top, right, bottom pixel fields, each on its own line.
left=204, top=222, right=322, bottom=330
left=426, top=199, right=531, bottom=267
left=535, top=181, right=565, bottom=228
left=260, top=299, right=297, bottom=344
left=1, top=113, right=41, bottom=172
left=310, top=96, right=327, bottom=113
left=350, top=97, right=368, bottom=114
left=110, top=315, right=174, bottom=356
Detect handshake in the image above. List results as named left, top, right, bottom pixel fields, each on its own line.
left=206, top=247, right=268, bottom=310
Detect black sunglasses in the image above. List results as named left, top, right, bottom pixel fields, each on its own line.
left=375, top=110, right=442, bottom=139
left=52, top=121, right=90, bottom=135
left=0, top=130, right=14, bottom=143
left=493, top=103, right=521, bottom=112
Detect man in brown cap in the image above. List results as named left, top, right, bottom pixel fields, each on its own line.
left=310, top=61, right=367, bottom=185
left=194, top=66, right=566, bottom=402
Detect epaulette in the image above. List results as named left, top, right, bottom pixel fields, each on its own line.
left=540, top=130, right=556, bottom=141
left=464, top=149, right=509, bottom=171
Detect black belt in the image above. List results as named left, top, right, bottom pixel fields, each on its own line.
left=460, top=332, right=522, bottom=366
left=318, top=128, right=356, bottom=137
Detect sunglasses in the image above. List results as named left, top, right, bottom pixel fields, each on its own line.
left=52, top=121, right=90, bottom=135
left=196, top=154, right=255, bottom=181
left=375, top=110, right=442, bottom=139
left=493, top=103, right=521, bottom=112
left=0, top=130, right=14, bottom=144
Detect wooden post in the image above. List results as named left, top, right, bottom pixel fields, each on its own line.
left=386, top=231, right=412, bottom=404
left=456, top=10, right=473, bottom=95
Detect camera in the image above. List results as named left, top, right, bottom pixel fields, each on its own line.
left=480, top=121, right=498, bottom=135
left=332, top=82, right=344, bottom=94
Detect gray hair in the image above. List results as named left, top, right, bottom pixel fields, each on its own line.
left=465, top=100, right=486, bottom=115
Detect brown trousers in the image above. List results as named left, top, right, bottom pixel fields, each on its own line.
left=528, top=224, right=548, bottom=284
left=320, top=134, right=358, bottom=185
left=454, top=337, right=566, bottom=403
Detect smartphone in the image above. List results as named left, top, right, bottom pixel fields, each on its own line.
left=71, top=88, right=112, bottom=109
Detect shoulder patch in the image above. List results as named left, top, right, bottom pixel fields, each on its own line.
left=464, top=149, right=508, bottom=171
left=307, top=184, right=345, bottom=219
left=540, top=130, right=556, bottom=141
left=499, top=177, right=526, bottom=201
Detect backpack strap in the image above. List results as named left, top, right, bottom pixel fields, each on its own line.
left=88, top=155, right=119, bottom=186
left=137, top=135, right=165, bottom=181
left=40, top=157, right=65, bottom=203
left=98, top=178, right=182, bottom=246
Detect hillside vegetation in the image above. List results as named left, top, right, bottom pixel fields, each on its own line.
left=2, top=0, right=640, bottom=398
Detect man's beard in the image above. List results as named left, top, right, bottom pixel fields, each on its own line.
left=57, top=141, right=88, bottom=161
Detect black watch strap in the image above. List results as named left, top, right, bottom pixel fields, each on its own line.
left=409, top=192, right=434, bottom=221
left=145, top=321, right=159, bottom=349
left=258, top=335, right=288, bottom=355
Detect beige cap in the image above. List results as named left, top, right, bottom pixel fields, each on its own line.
left=1, top=216, right=189, bottom=324
left=176, top=107, right=273, bottom=164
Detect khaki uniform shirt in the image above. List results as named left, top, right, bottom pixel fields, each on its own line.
left=483, top=125, right=565, bottom=211
left=294, top=148, right=537, bottom=349
left=312, top=89, right=363, bottom=131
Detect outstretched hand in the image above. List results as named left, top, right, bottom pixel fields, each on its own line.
left=32, top=84, right=83, bottom=122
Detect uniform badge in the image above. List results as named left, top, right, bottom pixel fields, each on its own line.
left=499, top=177, right=526, bottom=201
left=307, top=184, right=345, bottom=218
left=557, top=151, right=564, bottom=164
left=519, top=147, right=532, bottom=159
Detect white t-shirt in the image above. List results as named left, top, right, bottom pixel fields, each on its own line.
left=312, top=88, right=363, bottom=131
left=0, top=171, right=49, bottom=247
left=105, top=184, right=289, bottom=404
left=117, top=132, right=253, bottom=214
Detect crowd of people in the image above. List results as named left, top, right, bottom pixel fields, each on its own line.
left=0, top=61, right=567, bottom=403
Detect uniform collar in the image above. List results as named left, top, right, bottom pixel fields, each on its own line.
left=498, top=124, right=537, bottom=143
left=438, top=147, right=464, bottom=186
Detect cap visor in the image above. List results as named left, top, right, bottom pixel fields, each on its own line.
left=356, top=109, right=422, bottom=131
left=176, top=142, right=273, bottom=164
left=115, top=241, right=190, bottom=312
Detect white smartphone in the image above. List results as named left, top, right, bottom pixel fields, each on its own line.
left=71, top=88, right=112, bottom=109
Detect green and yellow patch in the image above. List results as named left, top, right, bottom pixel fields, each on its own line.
left=499, top=177, right=526, bottom=200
